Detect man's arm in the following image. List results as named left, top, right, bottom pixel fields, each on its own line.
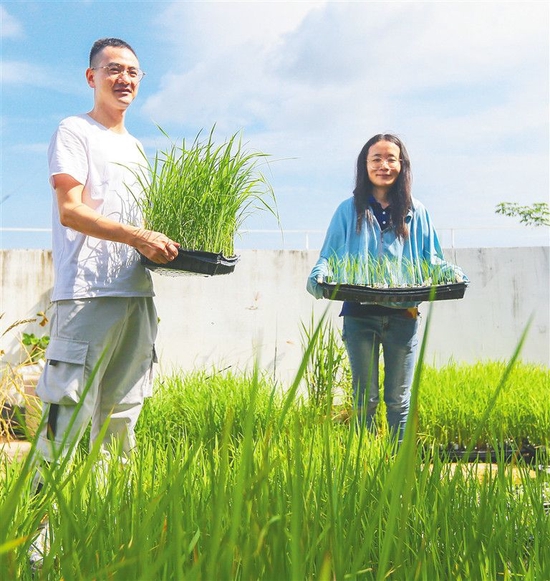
left=54, top=173, right=179, bottom=264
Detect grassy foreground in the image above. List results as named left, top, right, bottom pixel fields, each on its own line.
left=1, top=324, right=549, bottom=579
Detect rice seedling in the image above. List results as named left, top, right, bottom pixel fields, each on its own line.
left=325, top=253, right=460, bottom=287
left=1, top=314, right=549, bottom=580
left=3, top=420, right=549, bottom=579
left=136, top=367, right=284, bottom=447
left=299, top=312, right=350, bottom=409
left=419, top=360, right=550, bottom=453
left=131, top=126, right=279, bottom=257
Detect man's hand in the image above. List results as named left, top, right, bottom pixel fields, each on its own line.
left=134, top=229, right=180, bottom=264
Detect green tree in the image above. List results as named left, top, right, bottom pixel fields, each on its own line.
left=495, top=202, right=550, bottom=227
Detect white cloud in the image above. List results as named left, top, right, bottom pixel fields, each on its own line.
left=142, top=1, right=326, bottom=132
left=9, top=141, right=49, bottom=154
left=154, top=0, right=324, bottom=61
left=0, top=6, right=23, bottom=38
left=1, top=60, right=49, bottom=85
left=143, top=2, right=547, bottom=131
left=1, top=59, right=86, bottom=95
left=140, top=1, right=548, bottom=231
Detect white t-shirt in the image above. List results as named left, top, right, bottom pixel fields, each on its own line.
left=48, top=114, right=154, bottom=300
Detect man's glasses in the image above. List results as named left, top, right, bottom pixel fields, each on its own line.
left=91, top=63, right=146, bottom=83
left=367, top=157, right=402, bottom=169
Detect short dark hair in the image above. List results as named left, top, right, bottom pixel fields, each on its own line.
left=353, top=134, right=412, bottom=240
left=89, top=38, right=137, bottom=67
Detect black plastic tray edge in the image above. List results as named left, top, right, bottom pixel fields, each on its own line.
left=139, top=248, right=239, bottom=277
left=320, top=281, right=468, bottom=303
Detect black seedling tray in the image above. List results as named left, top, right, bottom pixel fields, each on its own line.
left=140, top=248, right=239, bottom=277
left=320, top=281, right=468, bottom=303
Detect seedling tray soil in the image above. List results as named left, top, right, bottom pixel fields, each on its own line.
left=140, top=248, right=239, bottom=277
left=320, top=281, right=468, bottom=303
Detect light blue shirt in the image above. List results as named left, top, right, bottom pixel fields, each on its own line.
left=306, top=196, right=467, bottom=308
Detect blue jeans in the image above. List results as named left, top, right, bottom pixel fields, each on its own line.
left=342, top=313, right=419, bottom=441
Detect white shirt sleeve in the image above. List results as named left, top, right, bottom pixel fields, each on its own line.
left=48, top=119, right=89, bottom=187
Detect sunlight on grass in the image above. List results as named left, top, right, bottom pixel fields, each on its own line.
left=1, top=315, right=548, bottom=579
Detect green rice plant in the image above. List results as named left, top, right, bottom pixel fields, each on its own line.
left=2, top=315, right=549, bottom=579
left=326, top=253, right=460, bottom=287
left=3, top=408, right=549, bottom=580
left=136, top=368, right=283, bottom=447
left=419, top=360, right=550, bottom=451
left=131, top=126, right=279, bottom=257
left=299, top=312, right=350, bottom=409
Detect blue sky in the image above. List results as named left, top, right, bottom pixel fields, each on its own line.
left=1, top=0, right=549, bottom=250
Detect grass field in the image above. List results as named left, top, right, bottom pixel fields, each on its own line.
left=1, top=318, right=549, bottom=580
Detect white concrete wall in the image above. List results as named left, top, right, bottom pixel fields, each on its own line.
left=1, top=248, right=548, bottom=385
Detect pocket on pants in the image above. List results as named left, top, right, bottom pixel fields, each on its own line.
left=116, top=344, right=158, bottom=404
left=36, top=337, right=89, bottom=405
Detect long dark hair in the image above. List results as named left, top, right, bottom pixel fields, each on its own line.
left=353, top=134, right=412, bottom=240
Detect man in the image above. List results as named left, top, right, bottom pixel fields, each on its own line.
left=29, top=37, right=179, bottom=567
left=37, top=35, right=179, bottom=463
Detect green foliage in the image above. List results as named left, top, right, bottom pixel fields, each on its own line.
left=137, top=368, right=283, bottom=445
left=326, top=253, right=459, bottom=287
left=1, top=310, right=49, bottom=364
left=2, top=318, right=549, bottom=580
left=132, top=126, right=279, bottom=256
left=418, top=361, right=550, bottom=449
left=298, top=317, right=549, bottom=448
left=496, top=202, right=550, bottom=227
left=138, top=361, right=550, bottom=453
left=2, top=362, right=549, bottom=579
left=299, top=314, right=350, bottom=408
left=1, top=312, right=50, bottom=439
left=20, top=333, right=49, bottom=364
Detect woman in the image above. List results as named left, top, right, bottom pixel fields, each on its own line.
left=307, top=133, right=466, bottom=441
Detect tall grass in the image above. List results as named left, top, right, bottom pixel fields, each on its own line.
left=299, top=313, right=350, bottom=408
left=137, top=369, right=283, bottom=446
left=419, top=361, right=550, bottom=449
left=132, top=127, right=279, bottom=256
left=1, top=315, right=549, bottom=579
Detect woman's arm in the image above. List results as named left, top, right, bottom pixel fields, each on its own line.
left=306, top=199, right=354, bottom=298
